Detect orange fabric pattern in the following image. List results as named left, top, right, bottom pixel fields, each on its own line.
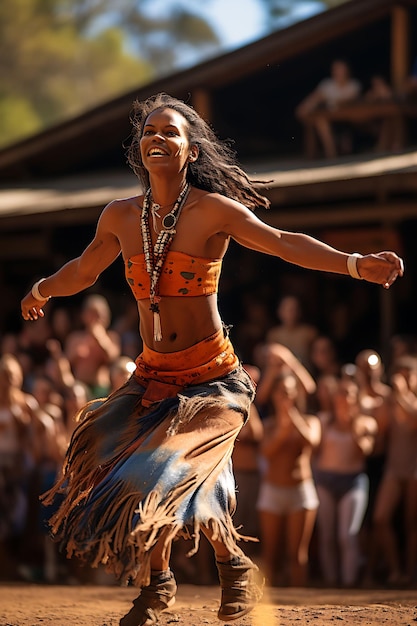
left=135, top=327, right=240, bottom=395
left=125, top=250, right=222, bottom=300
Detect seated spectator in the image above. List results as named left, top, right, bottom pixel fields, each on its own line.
left=257, top=373, right=321, bottom=586
left=296, top=59, right=362, bottom=158
left=364, top=76, right=404, bottom=152
left=313, top=379, right=377, bottom=587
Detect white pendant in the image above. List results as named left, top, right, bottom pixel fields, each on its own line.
left=153, top=311, right=162, bottom=342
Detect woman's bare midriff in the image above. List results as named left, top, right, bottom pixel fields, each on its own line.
left=137, top=293, right=223, bottom=352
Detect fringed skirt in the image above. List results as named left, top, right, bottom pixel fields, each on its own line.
left=42, top=328, right=255, bottom=587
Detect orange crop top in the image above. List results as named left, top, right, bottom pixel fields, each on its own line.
left=125, top=250, right=222, bottom=300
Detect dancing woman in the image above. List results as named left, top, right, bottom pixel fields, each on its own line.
left=21, top=93, right=403, bottom=625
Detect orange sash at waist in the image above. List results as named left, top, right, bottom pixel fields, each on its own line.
left=134, top=328, right=240, bottom=403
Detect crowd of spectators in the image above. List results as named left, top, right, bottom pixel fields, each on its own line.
left=0, top=291, right=416, bottom=590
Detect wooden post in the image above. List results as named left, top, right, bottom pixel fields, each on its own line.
left=192, top=88, right=212, bottom=122
left=379, top=286, right=394, bottom=361
left=391, top=5, right=410, bottom=91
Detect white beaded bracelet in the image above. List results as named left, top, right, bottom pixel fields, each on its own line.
left=347, top=253, right=363, bottom=280
left=31, top=278, right=51, bottom=301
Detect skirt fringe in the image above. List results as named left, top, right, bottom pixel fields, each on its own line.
left=42, top=335, right=255, bottom=587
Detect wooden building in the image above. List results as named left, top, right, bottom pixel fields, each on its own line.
left=0, top=0, right=416, bottom=361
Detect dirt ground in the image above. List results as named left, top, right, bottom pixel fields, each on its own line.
left=0, top=584, right=416, bottom=626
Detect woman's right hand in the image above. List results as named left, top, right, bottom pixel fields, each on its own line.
left=21, top=291, right=48, bottom=321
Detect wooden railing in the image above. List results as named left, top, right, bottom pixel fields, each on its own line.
left=302, top=99, right=417, bottom=158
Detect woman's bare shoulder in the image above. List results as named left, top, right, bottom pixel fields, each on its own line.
left=104, top=195, right=143, bottom=214
left=98, top=195, right=143, bottom=226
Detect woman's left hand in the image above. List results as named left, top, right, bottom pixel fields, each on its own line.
left=357, top=251, right=404, bottom=288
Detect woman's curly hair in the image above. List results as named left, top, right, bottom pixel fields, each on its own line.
left=126, top=93, right=270, bottom=211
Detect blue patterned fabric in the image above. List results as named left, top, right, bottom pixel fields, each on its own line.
left=42, top=365, right=255, bottom=587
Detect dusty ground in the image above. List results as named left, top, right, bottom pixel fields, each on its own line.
left=0, top=584, right=416, bottom=626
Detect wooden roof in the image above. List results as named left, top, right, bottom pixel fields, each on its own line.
left=0, top=0, right=416, bottom=183
left=1, top=150, right=416, bottom=232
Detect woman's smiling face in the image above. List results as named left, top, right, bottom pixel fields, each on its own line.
left=140, top=107, right=196, bottom=174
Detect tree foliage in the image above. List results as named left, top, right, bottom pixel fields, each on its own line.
left=0, top=0, right=218, bottom=148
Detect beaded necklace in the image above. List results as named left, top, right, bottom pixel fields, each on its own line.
left=140, top=182, right=190, bottom=342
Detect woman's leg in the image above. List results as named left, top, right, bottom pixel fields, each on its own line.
left=286, top=507, right=317, bottom=587
left=372, top=474, right=403, bottom=582
left=316, top=485, right=338, bottom=586
left=258, top=510, right=285, bottom=586
left=404, top=478, right=417, bottom=583
left=119, top=532, right=177, bottom=626
left=149, top=530, right=172, bottom=572
left=201, top=525, right=263, bottom=622
left=314, top=117, right=337, bottom=158
left=337, top=474, right=369, bottom=587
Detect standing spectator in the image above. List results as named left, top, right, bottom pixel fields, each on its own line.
left=112, top=300, right=143, bottom=360
left=314, top=379, right=377, bottom=587
left=0, top=354, right=36, bottom=579
left=255, top=342, right=317, bottom=414
left=266, top=295, right=318, bottom=369
left=109, top=356, right=137, bottom=392
left=257, top=373, right=321, bottom=586
left=49, top=307, right=74, bottom=350
left=25, top=391, right=68, bottom=583
left=296, top=59, right=361, bottom=158
left=309, top=335, right=341, bottom=418
left=62, top=381, right=90, bottom=438
left=30, top=374, right=64, bottom=423
left=64, top=294, right=121, bottom=397
left=234, top=295, right=273, bottom=364
left=354, top=349, right=391, bottom=585
left=355, top=350, right=391, bottom=493
left=388, top=334, right=417, bottom=375
left=371, top=356, right=417, bottom=586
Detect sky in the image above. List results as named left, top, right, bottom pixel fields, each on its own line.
left=198, top=0, right=266, bottom=49
left=137, top=0, right=326, bottom=63
left=198, top=0, right=323, bottom=51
